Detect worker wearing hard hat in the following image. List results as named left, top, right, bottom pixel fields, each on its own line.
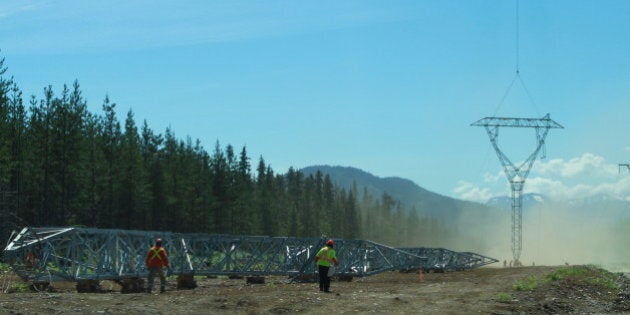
left=145, top=238, right=170, bottom=293
left=314, top=239, right=339, bottom=293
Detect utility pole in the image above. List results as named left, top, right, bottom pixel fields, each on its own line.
left=472, top=114, right=563, bottom=265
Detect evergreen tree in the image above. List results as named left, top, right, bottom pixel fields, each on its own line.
left=141, top=120, right=165, bottom=230
left=48, top=82, right=89, bottom=224
left=321, top=174, right=335, bottom=236
left=161, top=127, right=184, bottom=231
left=210, top=141, right=229, bottom=233
left=285, top=167, right=302, bottom=237
left=119, top=110, right=150, bottom=229
left=100, top=96, right=122, bottom=228
left=25, top=87, right=56, bottom=225
left=83, top=112, right=106, bottom=226
left=0, top=53, right=445, bottom=247
left=232, top=146, right=253, bottom=234
left=7, top=82, right=27, bottom=217
left=0, top=57, right=14, bottom=188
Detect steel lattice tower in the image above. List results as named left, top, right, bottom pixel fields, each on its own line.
left=472, top=114, right=563, bottom=264
left=2, top=227, right=498, bottom=287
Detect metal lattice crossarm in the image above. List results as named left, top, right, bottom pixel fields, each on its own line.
left=471, top=115, right=564, bottom=129
left=3, top=227, right=496, bottom=283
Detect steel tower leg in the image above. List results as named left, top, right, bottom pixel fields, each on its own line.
left=510, top=181, right=523, bottom=264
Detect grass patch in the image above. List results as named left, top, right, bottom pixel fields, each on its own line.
left=0, top=263, right=12, bottom=273
left=6, top=282, right=31, bottom=293
left=511, top=265, right=621, bottom=294
left=497, top=292, right=512, bottom=301
left=546, top=265, right=619, bottom=290
left=546, top=265, right=588, bottom=281
left=1, top=264, right=34, bottom=293
left=513, top=276, right=539, bottom=291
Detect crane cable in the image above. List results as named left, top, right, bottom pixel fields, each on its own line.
left=491, top=0, right=541, bottom=118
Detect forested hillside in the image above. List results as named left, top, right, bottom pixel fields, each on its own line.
left=0, top=55, right=457, bottom=247
left=301, top=165, right=493, bottom=221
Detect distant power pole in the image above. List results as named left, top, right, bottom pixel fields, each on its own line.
left=620, top=163, right=630, bottom=174
left=472, top=114, right=563, bottom=264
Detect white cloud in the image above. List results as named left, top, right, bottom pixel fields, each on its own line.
left=533, top=153, right=617, bottom=178
left=455, top=153, right=630, bottom=202
left=483, top=171, right=503, bottom=183
left=452, top=180, right=495, bottom=203
left=0, top=1, right=48, bottom=19
left=526, top=175, right=630, bottom=201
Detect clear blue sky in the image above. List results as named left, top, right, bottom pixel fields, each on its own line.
left=1, top=0, right=629, bottom=202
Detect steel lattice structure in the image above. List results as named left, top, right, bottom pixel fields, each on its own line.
left=399, top=248, right=498, bottom=272
left=3, top=227, right=496, bottom=283
left=472, top=114, right=563, bottom=263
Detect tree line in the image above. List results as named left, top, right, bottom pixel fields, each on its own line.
left=0, top=55, right=448, bottom=246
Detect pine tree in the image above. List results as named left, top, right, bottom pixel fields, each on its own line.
left=232, top=146, right=253, bottom=234
left=100, top=96, right=122, bottom=228
left=210, top=141, right=229, bottom=233
left=141, top=120, right=165, bottom=230
left=49, top=82, right=89, bottom=225
left=0, top=57, right=13, bottom=188
left=119, top=110, right=150, bottom=229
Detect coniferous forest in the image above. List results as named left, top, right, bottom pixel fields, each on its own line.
left=0, top=55, right=448, bottom=247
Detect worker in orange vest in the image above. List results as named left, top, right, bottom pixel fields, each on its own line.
left=314, top=239, right=339, bottom=293
left=145, top=238, right=170, bottom=293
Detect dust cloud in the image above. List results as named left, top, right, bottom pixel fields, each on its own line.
left=450, top=203, right=629, bottom=272
left=522, top=205, right=629, bottom=272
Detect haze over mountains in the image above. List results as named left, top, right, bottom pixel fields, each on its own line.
left=300, top=165, right=630, bottom=270
left=300, top=165, right=493, bottom=221
left=302, top=165, right=630, bottom=221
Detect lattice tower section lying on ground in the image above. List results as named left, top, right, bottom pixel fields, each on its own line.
left=2, top=227, right=497, bottom=283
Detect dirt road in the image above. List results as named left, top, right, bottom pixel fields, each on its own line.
left=1, top=266, right=628, bottom=314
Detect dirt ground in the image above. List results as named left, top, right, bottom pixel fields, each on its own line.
left=1, top=266, right=628, bottom=314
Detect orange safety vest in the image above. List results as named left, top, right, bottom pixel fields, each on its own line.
left=145, top=246, right=169, bottom=268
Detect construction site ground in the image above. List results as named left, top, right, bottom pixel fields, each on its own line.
left=1, top=265, right=629, bottom=314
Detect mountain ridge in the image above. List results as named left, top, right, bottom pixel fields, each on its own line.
left=299, top=165, right=491, bottom=220
left=299, top=165, right=630, bottom=221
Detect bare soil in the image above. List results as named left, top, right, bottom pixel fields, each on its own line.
left=1, top=266, right=628, bottom=314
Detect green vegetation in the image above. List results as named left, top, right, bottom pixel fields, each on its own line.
left=0, top=263, right=11, bottom=273
left=497, top=292, right=512, bottom=301
left=546, top=265, right=619, bottom=290
left=0, top=53, right=438, bottom=246
left=5, top=282, right=31, bottom=293
left=512, top=276, right=539, bottom=291
left=546, top=265, right=587, bottom=281
left=511, top=265, right=621, bottom=294
left=0, top=263, right=31, bottom=293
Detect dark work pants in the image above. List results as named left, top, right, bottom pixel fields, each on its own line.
left=318, top=265, right=331, bottom=292
left=147, top=267, right=166, bottom=292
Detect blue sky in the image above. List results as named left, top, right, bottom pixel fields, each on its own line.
left=1, top=0, right=629, bottom=202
